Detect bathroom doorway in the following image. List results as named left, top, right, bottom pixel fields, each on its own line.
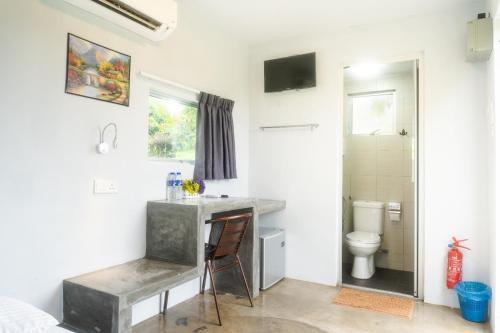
left=340, top=59, right=420, bottom=297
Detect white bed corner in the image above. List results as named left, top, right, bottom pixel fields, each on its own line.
left=0, top=296, right=73, bottom=333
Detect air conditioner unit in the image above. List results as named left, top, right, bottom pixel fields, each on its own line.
left=62, top=0, right=177, bottom=42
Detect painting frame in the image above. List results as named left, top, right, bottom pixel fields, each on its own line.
left=65, top=33, right=131, bottom=107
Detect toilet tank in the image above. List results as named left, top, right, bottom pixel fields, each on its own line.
left=353, top=200, right=385, bottom=235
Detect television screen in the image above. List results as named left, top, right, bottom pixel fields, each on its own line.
left=264, top=52, right=316, bottom=92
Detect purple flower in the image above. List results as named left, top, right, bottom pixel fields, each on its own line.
left=195, top=178, right=205, bottom=194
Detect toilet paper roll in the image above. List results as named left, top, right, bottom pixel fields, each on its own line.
left=389, top=211, right=401, bottom=222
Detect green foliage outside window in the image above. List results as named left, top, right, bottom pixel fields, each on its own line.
left=148, top=95, right=197, bottom=162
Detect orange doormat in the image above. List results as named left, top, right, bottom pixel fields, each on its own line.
left=333, top=288, right=415, bottom=319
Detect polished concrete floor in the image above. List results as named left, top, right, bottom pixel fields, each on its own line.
left=133, top=279, right=489, bottom=333
left=342, top=263, right=414, bottom=295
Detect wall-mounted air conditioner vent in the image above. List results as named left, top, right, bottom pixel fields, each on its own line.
left=90, top=0, right=162, bottom=31
left=63, top=0, right=177, bottom=42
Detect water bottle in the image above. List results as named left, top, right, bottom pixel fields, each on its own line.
left=166, top=172, right=175, bottom=201
left=175, top=172, right=182, bottom=199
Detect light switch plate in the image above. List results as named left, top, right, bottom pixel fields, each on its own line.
left=94, top=179, right=118, bottom=194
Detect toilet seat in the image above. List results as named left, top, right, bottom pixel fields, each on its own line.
left=346, top=231, right=380, bottom=244
left=346, top=231, right=381, bottom=279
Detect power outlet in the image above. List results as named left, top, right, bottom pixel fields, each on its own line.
left=94, top=179, right=118, bottom=194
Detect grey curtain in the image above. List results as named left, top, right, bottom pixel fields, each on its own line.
left=194, top=92, right=237, bottom=180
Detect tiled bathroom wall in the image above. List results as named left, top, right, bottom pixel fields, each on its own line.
left=342, top=70, right=415, bottom=272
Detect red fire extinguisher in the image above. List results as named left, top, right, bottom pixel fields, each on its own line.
left=447, top=237, right=470, bottom=289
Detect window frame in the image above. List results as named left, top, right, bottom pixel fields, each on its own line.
left=148, top=88, right=199, bottom=164
left=348, top=90, right=397, bottom=136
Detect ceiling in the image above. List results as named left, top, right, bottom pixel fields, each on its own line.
left=180, top=0, right=477, bottom=44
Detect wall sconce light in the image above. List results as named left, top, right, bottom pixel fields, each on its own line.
left=97, top=122, right=118, bottom=154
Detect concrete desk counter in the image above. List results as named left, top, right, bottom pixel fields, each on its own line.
left=146, top=197, right=286, bottom=298
left=63, top=197, right=284, bottom=333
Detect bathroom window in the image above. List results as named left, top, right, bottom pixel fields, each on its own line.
left=148, top=92, right=197, bottom=162
left=350, top=92, right=396, bottom=135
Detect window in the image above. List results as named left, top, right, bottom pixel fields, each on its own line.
left=148, top=92, right=197, bottom=162
left=350, top=92, right=396, bottom=135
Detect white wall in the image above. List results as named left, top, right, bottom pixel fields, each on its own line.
left=486, top=49, right=497, bottom=333
left=249, top=2, right=490, bottom=307
left=486, top=12, right=500, bottom=333
left=0, top=0, right=249, bottom=324
left=489, top=0, right=500, bottom=19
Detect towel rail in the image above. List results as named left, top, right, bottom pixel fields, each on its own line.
left=259, top=123, right=319, bottom=131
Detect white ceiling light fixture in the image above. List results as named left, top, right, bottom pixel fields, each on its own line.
left=346, top=63, right=386, bottom=80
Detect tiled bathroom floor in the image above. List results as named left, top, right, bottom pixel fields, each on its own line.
left=342, top=263, right=414, bottom=295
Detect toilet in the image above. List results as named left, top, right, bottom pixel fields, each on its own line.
left=346, top=200, right=384, bottom=279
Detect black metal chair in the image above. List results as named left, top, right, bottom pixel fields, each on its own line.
left=200, top=213, right=254, bottom=326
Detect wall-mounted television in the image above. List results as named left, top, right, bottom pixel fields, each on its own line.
left=264, top=52, right=316, bottom=93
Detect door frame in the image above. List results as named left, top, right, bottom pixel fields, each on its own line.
left=336, top=52, right=425, bottom=299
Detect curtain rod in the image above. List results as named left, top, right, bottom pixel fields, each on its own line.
left=138, top=71, right=201, bottom=94
left=347, top=89, right=395, bottom=97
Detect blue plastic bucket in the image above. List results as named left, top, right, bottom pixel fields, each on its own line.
left=455, top=281, right=492, bottom=323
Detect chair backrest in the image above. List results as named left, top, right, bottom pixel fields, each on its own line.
left=208, top=213, right=252, bottom=259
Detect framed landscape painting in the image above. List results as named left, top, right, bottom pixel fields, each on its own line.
left=65, top=33, right=131, bottom=106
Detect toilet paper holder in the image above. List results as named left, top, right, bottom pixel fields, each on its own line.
left=387, top=202, right=401, bottom=222
left=387, top=202, right=401, bottom=211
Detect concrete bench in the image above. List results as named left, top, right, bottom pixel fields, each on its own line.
left=63, top=258, right=198, bottom=333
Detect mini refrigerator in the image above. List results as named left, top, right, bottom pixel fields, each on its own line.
left=259, top=227, right=286, bottom=290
